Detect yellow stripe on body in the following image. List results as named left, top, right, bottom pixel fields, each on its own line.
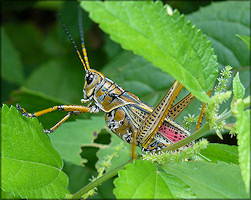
left=135, top=81, right=183, bottom=148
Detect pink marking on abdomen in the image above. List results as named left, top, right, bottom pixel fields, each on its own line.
left=158, top=123, right=186, bottom=143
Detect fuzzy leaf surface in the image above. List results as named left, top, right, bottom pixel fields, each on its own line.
left=162, top=161, right=249, bottom=198
left=199, top=143, right=239, bottom=164
left=1, top=105, right=69, bottom=199
left=113, top=160, right=196, bottom=199
left=82, top=1, right=218, bottom=102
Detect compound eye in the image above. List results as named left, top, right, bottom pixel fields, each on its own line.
left=86, top=73, right=94, bottom=85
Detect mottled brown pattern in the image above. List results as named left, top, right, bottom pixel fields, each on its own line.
left=114, top=108, right=125, bottom=122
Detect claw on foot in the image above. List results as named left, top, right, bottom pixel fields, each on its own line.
left=16, top=103, right=23, bottom=111
left=16, top=103, right=32, bottom=118
left=43, top=129, right=53, bottom=134
left=23, top=113, right=32, bottom=118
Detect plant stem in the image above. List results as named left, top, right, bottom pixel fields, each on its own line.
left=71, top=160, right=131, bottom=199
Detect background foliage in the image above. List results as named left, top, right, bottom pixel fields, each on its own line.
left=1, top=0, right=250, bottom=199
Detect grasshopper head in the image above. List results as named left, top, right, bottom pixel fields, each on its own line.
left=60, top=9, right=104, bottom=103
left=83, top=69, right=105, bottom=100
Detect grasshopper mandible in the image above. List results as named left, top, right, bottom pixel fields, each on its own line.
left=16, top=8, right=205, bottom=159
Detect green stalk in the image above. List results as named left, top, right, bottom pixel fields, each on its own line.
left=71, top=160, right=131, bottom=199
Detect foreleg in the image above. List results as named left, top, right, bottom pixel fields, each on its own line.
left=16, top=104, right=94, bottom=133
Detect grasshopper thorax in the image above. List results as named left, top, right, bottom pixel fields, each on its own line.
left=83, top=69, right=106, bottom=100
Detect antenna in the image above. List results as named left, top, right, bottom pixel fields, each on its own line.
left=78, top=6, right=90, bottom=70
left=78, top=6, right=85, bottom=46
left=58, top=13, right=88, bottom=72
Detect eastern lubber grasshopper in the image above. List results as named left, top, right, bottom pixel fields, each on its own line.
left=16, top=8, right=207, bottom=159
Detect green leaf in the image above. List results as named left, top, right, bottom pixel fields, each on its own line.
left=1, top=104, right=69, bottom=199
left=1, top=28, right=24, bottom=84
left=24, top=58, right=84, bottom=104
left=239, top=69, right=250, bottom=98
left=114, top=160, right=196, bottom=199
left=233, top=72, right=245, bottom=99
left=1, top=189, right=20, bottom=199
left=236, top=34, right=250, bottom=50
left=200, top=143, right=239, bottom=164
left=4, top=23, right=49, bottom=67
left=103, top=34, right=122, bottom=59
left=49, top=116, right=107, bottom=166
left=236, top=109, right=250, bottom=193
left=82, top=1, right=218, bottom=102
left=162, top=161, right=249, bottom=198
left=34, top=1, right=63, bottom=10
left=187, top=1, right=250, bottom=69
